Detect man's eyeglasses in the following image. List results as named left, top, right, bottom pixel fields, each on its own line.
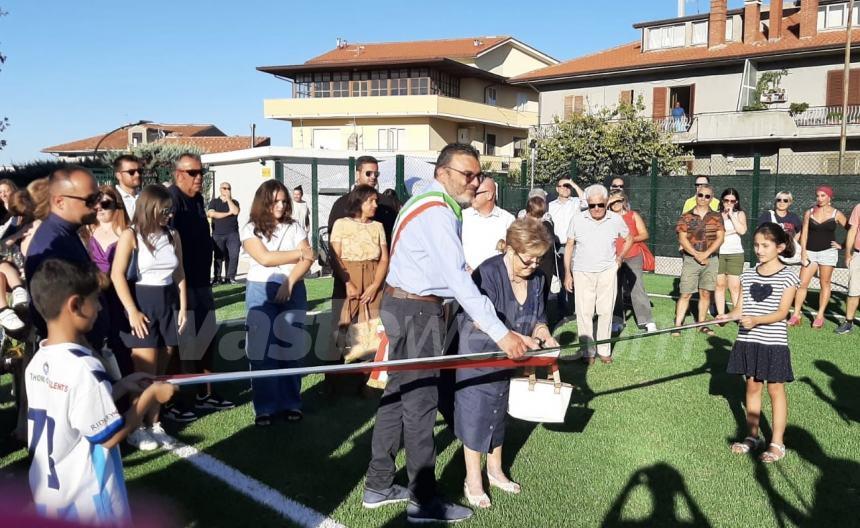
left=697, top=193, right=712, bottom=199
left=120, top=169, right=142, bottom=176
left=514, top=252, right=540, bottom=267
left=62, top=193, right=102, bottom=208
left=588, top=202, right=606, bottom=210
left=363, top=171, right=381, bottom=178
left=776, top=198, right=791, bottom=203
left=445, top=166, right=485, bottom=184
left=97, top=200, right=117, bottom=210
left=180, top=169, right=205, bottom=178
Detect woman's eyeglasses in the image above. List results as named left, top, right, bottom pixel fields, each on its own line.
left=722, top=198, right=737, bottom=203
left=515, top=252, right=540, bottom=267
left=98, top=200, right=117, bottom=210
left=776, top=198, right=791, bottom=203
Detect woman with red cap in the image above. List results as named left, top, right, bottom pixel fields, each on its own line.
left=789, top=185, right=847, bottom=328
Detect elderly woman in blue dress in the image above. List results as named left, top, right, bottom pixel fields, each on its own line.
left=456, top=217, right=557, bottom=509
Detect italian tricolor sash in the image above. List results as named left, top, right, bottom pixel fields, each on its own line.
left=389, top=191, right=462, bottom=256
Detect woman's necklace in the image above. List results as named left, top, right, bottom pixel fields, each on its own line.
left=505, top=253, right=526, bottom=285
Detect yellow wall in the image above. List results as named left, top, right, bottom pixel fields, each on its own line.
left=429, top=119, right=460, bottom=151
left=290, top=117, right=433, bottom=151
left=475, top=45, right=553, bottom=78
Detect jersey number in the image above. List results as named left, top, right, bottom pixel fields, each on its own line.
left=28, top=408, right=60, bottom=490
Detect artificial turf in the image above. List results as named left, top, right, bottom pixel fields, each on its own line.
left=1, top=275, right=858, bottom=527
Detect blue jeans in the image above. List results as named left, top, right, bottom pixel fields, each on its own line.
left=245, top=280, right=308, bottom=417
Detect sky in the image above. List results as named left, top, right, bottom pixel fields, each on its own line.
left=0, top=0, right=749, bottom=164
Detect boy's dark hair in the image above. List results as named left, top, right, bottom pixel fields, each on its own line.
left=755, top=222, right=796, bottom=259
left=31, top=259, right=102, bottom=321
left=356, top=155, right=379, bottom=172
left=113, top=154, right=141, bottom=171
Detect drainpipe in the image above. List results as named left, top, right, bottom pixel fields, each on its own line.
left=250, top=123, right=256, bottom=148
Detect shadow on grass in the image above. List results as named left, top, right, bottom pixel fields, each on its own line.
left=798, top=360, right=860, bottom=425
left=602, top=462, right=710, bottom=527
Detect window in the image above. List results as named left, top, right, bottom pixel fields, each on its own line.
left=377, top=128, right=406, bottom=151
left=692, top=21, right=708, bottom=45
left=313, top=72, right=331, bottom=98
left=131, top=132, right=143, bottom=146
left=486, top=87, right=497, bottom=106
left=294, top=73, right=312, bottom=98
left=332, top=72, right=349, bottom=97
left=391, top=70, right=409, bottom=96
left=371, top=70, right=389, bottom=96
left=352, top=71, right=369, bottom=97
left=513, top=137, right=526, bottom=158
left=820, top=3, right=859, bottom=29
left=410, top=77, right=429, bottom=95
left=620, top=90, right=634, bottom=105
left=485, top=134, right=497, bottom=156
left=647, top=24, right=684, bottom=50
left=516, top=93, right=529, bottom=111
left=725, top=18, right=734, bottom=41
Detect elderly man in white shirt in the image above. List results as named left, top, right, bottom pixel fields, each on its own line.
left=564, top=184, right=633, bottom=364
left=462, top=176, right=515, bottom=272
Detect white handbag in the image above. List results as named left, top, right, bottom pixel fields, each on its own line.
left=508, top=357, right=572, bottom=423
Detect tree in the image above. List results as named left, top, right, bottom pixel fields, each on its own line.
left=534, top=97, right=684, bottom=184
left=0, top=7, right=8, bottom=150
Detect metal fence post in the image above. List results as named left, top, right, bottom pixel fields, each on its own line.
left=520, top=159, right=528, bottom=186
left=749, top=154, right=761, bottom=263
left=348, top=156, right=355, bottom=189
left=395, top=154, right=408, bottom=202
left=274, top=160, right=284, bottom=184
left=569, top=158, right=578, bottom=180
left=496, top=177, right=508, bottom=210
left=649, top=157, right=659, bottom=251
left=311, top=158, right=319, bottom=251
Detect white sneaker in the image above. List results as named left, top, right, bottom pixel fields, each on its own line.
left=127, top=427, right=158, bottom=451
left=10, top=287, right=29, bottom=309
left=148, top=422, right=175, bottom=449
left=0, top=308, right=24, bottom=332
left=645, top=323, right=658, bottom=333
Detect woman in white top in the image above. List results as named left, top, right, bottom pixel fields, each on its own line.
left=715, top=188, right=747, bottom=316
left=241, top=180, right=314, bottom=427
left=112, top=184, right=188, bottom=449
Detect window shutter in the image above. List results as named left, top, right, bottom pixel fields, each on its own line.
left=850, top=70, right=860, bottom=105
left=564, top=95, right=574, bottom=119
left=620, top=90, right=633, bottom=105
left=688, top=84, right=696, bottom=116
left=652, top=87, right=668, bottom=118
left=574, top=96, right=584, bottom=115
left=827, top=70, right=844, bottom=107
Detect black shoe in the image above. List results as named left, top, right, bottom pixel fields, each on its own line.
left=163, top=404, right=198, bottom=423
left=224, top=278, right=237, bottom=285
left=280, top=409, right=303, bottom=422
left=406, top=498, right=473, bottom=524
left=196, top=393, right=236, bottom=410
left=362, top=485, right=411, bottom=509
left=255, top=415, right=273, bottom=427
left=835, top=321, right=854, bottom=335
left=211, top=278, right=222, bottom=286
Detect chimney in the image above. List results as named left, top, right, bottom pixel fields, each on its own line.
left=709, top=0, right=728, bottom=48
left=769, top=0, right=784, bottom=41
left=678, top=0, right=686, bottom=17
left=800, top=0, right=819, bottom=39
left=744, top=0, right=763, bottom=43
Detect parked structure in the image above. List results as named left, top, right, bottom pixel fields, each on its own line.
left=514, top=0, right=860, bottom=174
left=257, top=36, right=557, bottom=166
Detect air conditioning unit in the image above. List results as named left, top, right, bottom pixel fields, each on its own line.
left=457, top=128, right=470, bottom=144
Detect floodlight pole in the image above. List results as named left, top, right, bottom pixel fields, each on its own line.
left=839, top=0, right=855, bottom=175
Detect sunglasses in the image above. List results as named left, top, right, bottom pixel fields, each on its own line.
left=221, top=187, right=231, bottom=191
left=62, top=193, right=102, bottom=208
left=98, top=200, right=117, bottom=210
left=609, top=200, right=624, bottom=207
left=445, top=166, right=485, bottom=184
left=363, top=170, right=381, bottom=178
left=180, top=169, right=205, bottom=178
left=588, top=202, right=606, bottom=209
left=697, top=193, right=712, bottom=199
left=121, top=169, right=142, bottom=176
left=776, top=198, right=791, bottom=203
left=515, top=252, right=540, bottom=267
left=610, top=184, right=624, bottom=189
left=722, top=198, right=737, bottom=203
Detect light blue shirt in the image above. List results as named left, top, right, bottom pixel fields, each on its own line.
left=386, top=180, right=509, bottom=342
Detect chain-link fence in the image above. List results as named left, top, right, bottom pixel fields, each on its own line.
left=496, top=153, right=860, bottom=290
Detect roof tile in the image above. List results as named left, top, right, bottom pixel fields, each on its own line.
left=305, top=36, right=510, bottom=64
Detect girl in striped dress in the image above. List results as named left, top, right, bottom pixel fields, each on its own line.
left=719, top=222, right=799, bottom=463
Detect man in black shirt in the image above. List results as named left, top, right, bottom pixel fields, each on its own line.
left=169, top=153, right=234, bottom=418
left=207, top=182, right=240, bottom=285
left=327, top=155, right=399, bottom=243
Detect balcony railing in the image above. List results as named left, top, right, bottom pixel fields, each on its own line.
left=654, top=115, right=692, bottom=133
left=792, top=105, right=860, bottom=126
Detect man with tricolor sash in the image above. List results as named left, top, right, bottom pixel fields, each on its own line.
left=362, top=143, right=538, bottom=524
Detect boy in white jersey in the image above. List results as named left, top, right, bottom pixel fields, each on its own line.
left=26, top=258, right=177, bottom=525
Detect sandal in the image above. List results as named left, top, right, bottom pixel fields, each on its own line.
left=670, top=331, right=681, bottom=338
left=463, top=482, right=491, bottom=509
left=760, top=443, right=786, bottom=463
left=730, top=435, right=763, bottom=454
left=787, top=314, right=802, bottom=327
left=699, top=326, right=715, bottom=336
left=487, top=473, right=521, bottom=495
left=812, top=318, right=824, bottom=329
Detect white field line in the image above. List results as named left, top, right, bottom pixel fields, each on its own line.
left=164, top=436, right=346, bottom=528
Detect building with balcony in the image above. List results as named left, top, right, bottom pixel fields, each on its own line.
left=257, top=36, right=558, bottom=164
left=514, top=0, right=860, bottom=174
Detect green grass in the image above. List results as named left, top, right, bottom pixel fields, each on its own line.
left=2, top=275, right=858, bottom=527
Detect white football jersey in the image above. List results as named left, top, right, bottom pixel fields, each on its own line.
left=25, top=341, right=130, bottom=526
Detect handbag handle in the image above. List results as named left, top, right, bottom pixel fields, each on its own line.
left=525, top=366, right=537, bottom=391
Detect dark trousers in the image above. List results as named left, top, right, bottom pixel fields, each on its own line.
left=212, top=231, right=240, bottom=281
left=366, top=294, right=446, bottom=504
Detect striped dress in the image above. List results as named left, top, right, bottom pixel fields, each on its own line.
left=727, top=265, right=799, bottom=382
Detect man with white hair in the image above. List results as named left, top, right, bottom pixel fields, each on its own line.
left=564, top=184, right=632, bottom=364
left=462, top=176, right=514, bottom=271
